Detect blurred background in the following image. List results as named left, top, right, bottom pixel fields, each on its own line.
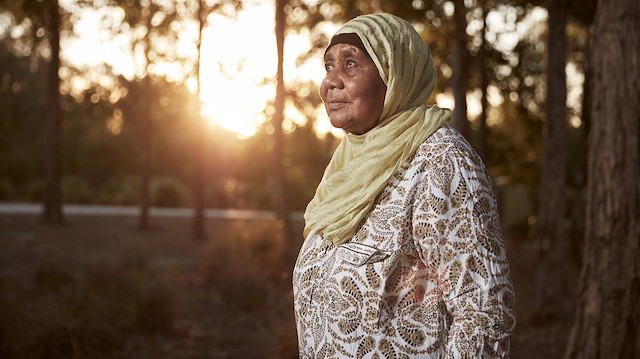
left=1, top=0, right=637, bottom=358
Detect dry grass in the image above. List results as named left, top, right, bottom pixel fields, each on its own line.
left=0, top=215, right=301, bottom=359
left=0, top=215, right=571, bottom=359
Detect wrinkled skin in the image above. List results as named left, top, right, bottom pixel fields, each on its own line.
left=320, top=43, right=386, bottom=135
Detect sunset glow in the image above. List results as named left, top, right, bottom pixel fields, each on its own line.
left=53, top=1, right=555, bottom=139
left=59, top=0, right=338, bottom=139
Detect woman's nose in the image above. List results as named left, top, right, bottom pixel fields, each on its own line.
left=323, top=70, right=344, bottom=89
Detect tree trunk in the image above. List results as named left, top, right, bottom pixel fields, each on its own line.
left=273, top=0, right=290, bottom=244
left=451, top=0, right=469, bottom=139
left=477, top=0, right=489, bottom=160
left=139, top=78, right=151, bottom=230
left=565, top=0, right=640, bottom=357
left=193, top=0, right=207, bottom=240
left=533, top=0, right=568, bottom=321
left=43, top=0, right=63, bottom=224
left=139, top=11, right=153, bottom=230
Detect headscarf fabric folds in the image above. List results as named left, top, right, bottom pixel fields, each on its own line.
left=304, top=13, right=451, bottom=246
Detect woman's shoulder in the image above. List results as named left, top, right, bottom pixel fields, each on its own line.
left=413, top=125, right=492, bottom=190
left=416, top=125, right=479, bottom=162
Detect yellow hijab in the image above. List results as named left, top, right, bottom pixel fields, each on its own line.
left=304, top=13, right=451, bottom=245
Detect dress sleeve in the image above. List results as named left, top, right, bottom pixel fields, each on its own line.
left=411, top=145, right=516, bottom=358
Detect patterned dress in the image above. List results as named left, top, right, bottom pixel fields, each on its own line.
left=293, top=126, right=515, bottom=358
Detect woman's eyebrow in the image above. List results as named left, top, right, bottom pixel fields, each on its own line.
left=324, top=46, right=360, bottom=62
left=338, top=47, right=359, bottom=56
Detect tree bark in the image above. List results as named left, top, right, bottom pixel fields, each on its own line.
left=451, top=0, right=469, bottom=139
left=193, top=0, right=207, bottom=240
left=477, top=0, right=489, bottom=160
left=139, top=10, right=153, bottom=230
left=139, top=77, right=151, bottom=230
left=565, top=0, right=640, bottom=357
left=533, top=0, right=568, bottom=321
left=43, top=0, right=63, bottom=224
left=273, top=0, right=290, bottom=243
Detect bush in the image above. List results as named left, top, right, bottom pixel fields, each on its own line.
left=0, top=179, right=17, bottom=200
left=151, top=177, right=190, bottom=207
left=207, top=178, right=272, bottom=210
left=63, top=175, right=94, bottom=204
left=24, top=179, right=44, bottom=202
left=0, top=256, right=175, bottom=358
left=96, top=176, right=140, bottom=205
left=204, top=222, right=283, bottom=313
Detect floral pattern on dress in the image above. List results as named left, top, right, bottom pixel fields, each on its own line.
left=293, top=125, right=515, bottom=358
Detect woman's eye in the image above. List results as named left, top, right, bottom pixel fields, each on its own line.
left=346, top=60, right=356, bottom=68
left=325, top=63, right=334, bottom=72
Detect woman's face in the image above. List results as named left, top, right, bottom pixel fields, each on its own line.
left=320, top=43, right=386, bottom=135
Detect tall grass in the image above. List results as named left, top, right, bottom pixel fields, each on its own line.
left=0, top=216, right=301, bottom=358
left=203, top=221, right=299, bottom=358
left=0, top=222, right=175, bottom=358
left=0, top=258, right=175, bottom=358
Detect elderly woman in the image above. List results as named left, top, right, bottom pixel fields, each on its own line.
left=293, top=13, right=515, bottom=358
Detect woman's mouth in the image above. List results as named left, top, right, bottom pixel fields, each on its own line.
left=327, top=101, right=349, bottom=110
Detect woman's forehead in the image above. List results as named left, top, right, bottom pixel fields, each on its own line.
left=324, top=43, right=365, bottom=61
left=325, top=33, right=371, bottom=61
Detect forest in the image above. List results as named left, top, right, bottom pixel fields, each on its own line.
left=0, top=0, right=638, bottom=358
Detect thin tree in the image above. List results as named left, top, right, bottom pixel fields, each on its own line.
left=107, top=0, right=178, bottom=229
left=139, top=12, right=153, bottom=230
left=564, top=0, right=640, bottom=356
left=192, top=0, right=207, bottom=239
left=476, top=0, right=489, bottom=160
left=451, top=0, right=470, bottom=139
left=42, top=0, right=63, bottom=224
left=190, top=0, right=241, bottom=239
left=533, top=0, right=568, bottom=320
left=273, top=0, right=290, bottom=243
left=1, top=0, right=69, bottom=224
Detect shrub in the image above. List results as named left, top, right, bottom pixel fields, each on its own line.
left=151, top=176, right=190, bottom=207
left=24, top=179, right=44, bottom=202
left=0, top=256, right=175, bottom=358
left=211, top=178, right=272, bottom=210
left=29, top=262, right=132, bottom=356
left=204, top=222, right=283, bottom=313
left=62, top=175, right=94, bottom=204
left=96, top=175, right=140, bottom=205
left=0, top=179, right=17, bottom=200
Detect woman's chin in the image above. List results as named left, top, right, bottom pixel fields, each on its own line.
left=329, top=118, right=350, bottom=131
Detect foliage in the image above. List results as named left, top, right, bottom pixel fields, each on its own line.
left=0, top=0, right=594, bottom=225
left=62, top=175, right=93, bottom=203
left=202, top=219, right=299, bottom=357
left=0, top=215, right=300, bottom=358
left=486, top=100, right=543, bottom=189
left=95, top=175, right=140, bottom=205
left=0, top=39, right=48, bottom=191
left=151, top=176, right=190, bottom=207
left=0, top=240, right=175, bottom=358
left=204, top=221, right=279, bottom=312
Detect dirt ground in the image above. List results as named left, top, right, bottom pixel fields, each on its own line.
left=0, top=214, right=573, bottom=358
left=505, top=230, right=576, bottom=359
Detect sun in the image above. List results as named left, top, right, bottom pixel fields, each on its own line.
left=60, top=0, right=339, bottom=139
left=199, top=5, right=283, bottom=138
left=198, top=6, right=277, bottom=138
left=198, top=5, right=341, bottom=139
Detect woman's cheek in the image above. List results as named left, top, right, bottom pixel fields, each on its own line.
left=319, top=80, right=329, bottom=102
